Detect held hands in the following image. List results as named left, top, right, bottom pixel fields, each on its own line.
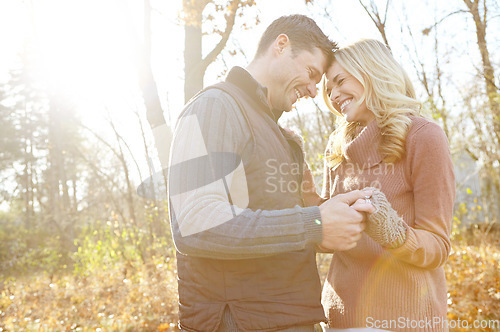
left=354, top=187, right=407, bottom=249
left=319, top=189, right=375, bottom=251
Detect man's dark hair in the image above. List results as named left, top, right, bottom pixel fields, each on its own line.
left=255, top=14, right=337, bottom=67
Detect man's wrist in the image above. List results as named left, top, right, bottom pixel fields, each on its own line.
left=302, top=206, right=323, bottom=245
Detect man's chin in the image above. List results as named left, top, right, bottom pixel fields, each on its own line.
left=284, top=102, right=295, bottom=112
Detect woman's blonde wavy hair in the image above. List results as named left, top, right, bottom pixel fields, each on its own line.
left=322, top=39, right=421, bottom=168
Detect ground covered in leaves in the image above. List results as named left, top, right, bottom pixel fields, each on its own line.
left=1, top=231, right=499, bottom=331
left=0, top=260, right=180, bottom=331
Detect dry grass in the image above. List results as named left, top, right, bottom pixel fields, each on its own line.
left=0, top=260, right=180, bottom=332
left=1, top=230, right=499, bottom=331
left=445, top=228, right=500, bottom=332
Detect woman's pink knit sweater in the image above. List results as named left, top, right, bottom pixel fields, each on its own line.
left=321, top=116, right=455, bottom=332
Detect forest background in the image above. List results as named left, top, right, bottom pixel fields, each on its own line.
left=0, top=0, right=499, bottom=331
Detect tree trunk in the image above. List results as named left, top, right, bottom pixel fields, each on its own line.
left=464, top=0, right=500, bottom=132
left=47, top=99, right=70, bottom=249
left=23, top=103, right=34, bottom=230
left=183, top=0, right=243, bottom=102
left=183, top=0, right=204, bottom=102
left=108, top=120, right=136, bottom=224
left=463, top=0, right=500, bottom=221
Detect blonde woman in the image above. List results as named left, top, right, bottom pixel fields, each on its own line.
left=320, top=39, right=455, bottom=331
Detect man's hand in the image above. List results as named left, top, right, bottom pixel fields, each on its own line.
left=319, top=190, right=375, bottom=251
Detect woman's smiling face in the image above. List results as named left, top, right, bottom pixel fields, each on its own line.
left=326, top=61, right=375, bottom=125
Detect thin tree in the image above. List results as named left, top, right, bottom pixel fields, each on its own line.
left=358, top=0, right=391, bottom=47
left=182, top=0, right=257, bottom=102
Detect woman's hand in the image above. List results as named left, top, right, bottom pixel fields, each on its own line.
left=356, top=187, right=407, bottom=249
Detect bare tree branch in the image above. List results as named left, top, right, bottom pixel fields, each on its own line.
left=358, top=0, right=390, bottom=46
left=422, top=10, right=468, bottom=35
left=186, top=0, right=241, bottom=83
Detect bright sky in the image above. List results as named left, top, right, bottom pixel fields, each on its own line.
left=1, top=0, right=495, bottom=184
left=0, top=0, right=377, bottom=183
left=0, top=0, right=382, bottom=125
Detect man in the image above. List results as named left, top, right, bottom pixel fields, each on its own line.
left=168, top=14, right=374, bottom=332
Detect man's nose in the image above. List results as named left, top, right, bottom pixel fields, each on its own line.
left=306, top=82, right=318, bottom=98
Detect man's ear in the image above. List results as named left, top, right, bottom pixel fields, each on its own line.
left=273, top=34, right=290, bottom=56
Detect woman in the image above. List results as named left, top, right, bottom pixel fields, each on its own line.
left=320, top=39, right=455, bottom=331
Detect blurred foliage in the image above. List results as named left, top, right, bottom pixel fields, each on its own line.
left=1, top=202, right=499, bottom=331
left=445, top=193, right=500, bottom=331
left=0, top=220, right=71, bottom=279
left=0, top=213, right=178, bottom=331
left=0, top=261, right=179, bottom=331
left=446, top=241, right=500, bottom=332
left=73, top=220, right=173, bottom=277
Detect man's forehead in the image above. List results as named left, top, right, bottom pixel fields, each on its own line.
left=296, top=47, right=328, bottom=72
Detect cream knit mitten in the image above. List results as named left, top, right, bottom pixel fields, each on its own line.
left=364, top=187, right=407, bottom=249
